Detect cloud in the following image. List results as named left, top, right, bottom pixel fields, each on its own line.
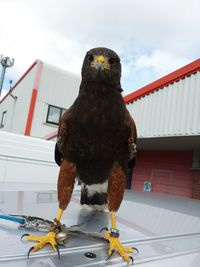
left=121, top=50, right=192, bottom=93
left=0, top=0, right=199, bottom=95
left=134, top=50, right=190, bottom=77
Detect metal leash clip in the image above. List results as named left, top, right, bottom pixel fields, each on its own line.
left=12, top=214, right=55, bottom=231
left=0, top=213, right=107, bottom=243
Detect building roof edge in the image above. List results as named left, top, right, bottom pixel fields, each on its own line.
left=124, top=58, right=200, bottom=104
left=0, top=60, right=41, bottom=104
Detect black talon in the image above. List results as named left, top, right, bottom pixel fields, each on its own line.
left=129, top=256, right=134, bottom=265
left=55, top=245, right=60, bottom=259
left=99, top=227, right=109, bottom=233
left=132, top=247, right=139, bottom=254
left=21, top=233, right=30, bottom=240
left=27, top=247, right=34, bottom=258
left=106, top=250, right=115, bottom=261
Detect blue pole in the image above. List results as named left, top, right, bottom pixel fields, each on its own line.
left=0, top=214, right=25, bottom=225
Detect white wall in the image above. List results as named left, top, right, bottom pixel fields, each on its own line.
left=126, top=71, right=200, bottom=138
left=30, top=62, right=81, bottom=138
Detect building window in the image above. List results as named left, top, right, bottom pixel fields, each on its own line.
left=46, top=105, right=66, bottom=125
left=0, top=111, right=7, bottom=128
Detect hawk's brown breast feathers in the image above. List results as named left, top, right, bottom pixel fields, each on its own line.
left=55, top=47, right=137, bottom=210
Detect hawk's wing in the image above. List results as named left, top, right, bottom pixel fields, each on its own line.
left=127, top=111, right=137, bottom=169
left=54, top=110, right=70, bottom=166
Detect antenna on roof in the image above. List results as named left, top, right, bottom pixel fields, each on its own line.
left=0, top=55, right=15, bottom=97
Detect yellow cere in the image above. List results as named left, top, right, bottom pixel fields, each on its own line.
left=91, top=55, right=110, bottom=70
left=96, top=55, right=105, bottom=63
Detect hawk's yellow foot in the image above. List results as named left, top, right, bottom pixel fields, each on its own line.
left=22, top=231, right=60, bottom=258
left=103, top=212, right=138, bottom=264
left=21, top=208, right=63, bottom=258
left=104, top=229, right=137, bottom=264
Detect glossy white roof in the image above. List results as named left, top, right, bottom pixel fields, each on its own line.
left=0, top=189, right=199, bottom=266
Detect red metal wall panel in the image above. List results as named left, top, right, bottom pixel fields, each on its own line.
left=192, top=171, right=200, bottom=199
left=132, top=151, right=193, bottom=198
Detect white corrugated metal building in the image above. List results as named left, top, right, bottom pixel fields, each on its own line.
left=124, top=59, right=200, bottom=199
left=0, top=60, right=80, bottom=138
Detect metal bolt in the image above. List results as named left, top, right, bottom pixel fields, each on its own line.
left=84, top=252, right=97, bottom=259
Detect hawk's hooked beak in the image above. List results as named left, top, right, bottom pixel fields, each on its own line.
left=95, top=55, right=105, bottom=72
left=92, top=55, right=110, bottom=72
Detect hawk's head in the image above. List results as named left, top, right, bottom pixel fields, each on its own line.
left=81, top=47, right=122, bottom=92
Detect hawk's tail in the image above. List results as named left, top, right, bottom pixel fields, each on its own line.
left=80, top=182, right=108, bottom=211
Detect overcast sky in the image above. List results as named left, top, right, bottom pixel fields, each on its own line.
left=0, top=0, right=200, bottom=99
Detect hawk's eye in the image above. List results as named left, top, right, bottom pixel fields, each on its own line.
left=88, top=55, right=94, bottom=62
left=109, top=57, right=116, bottom=65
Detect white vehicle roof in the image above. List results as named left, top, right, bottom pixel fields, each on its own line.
left=0, top=189, right=199, bottom=266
